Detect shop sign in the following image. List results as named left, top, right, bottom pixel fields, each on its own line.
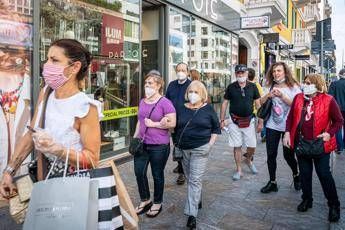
left=101, top=14, right=124, bottom=57
left=241, top=16, right=270, bottom=29
left=0, top=19, right=32, bottom=47
left=102, top=107, right=138, bottom=121
left=294, top=55, right=310, bottom=60
left=263, top=33, right=279, bottom=43
left=165, top=0, right=241, bottom=31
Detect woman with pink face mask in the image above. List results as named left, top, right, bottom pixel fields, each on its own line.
left=0, top=39, right=102, bottom=197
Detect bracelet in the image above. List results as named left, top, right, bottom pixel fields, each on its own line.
left=3, top=165, right=15, bottom=176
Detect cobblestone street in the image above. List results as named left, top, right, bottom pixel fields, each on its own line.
left=1, top=133, right=345, bottom=230
left=120, top=134, right=345, bottom=230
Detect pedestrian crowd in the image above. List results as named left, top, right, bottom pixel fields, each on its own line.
left=0, top=39, right=345, bottom=229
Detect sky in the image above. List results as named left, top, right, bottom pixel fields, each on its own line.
left=330, top=0, right=345, bottom=71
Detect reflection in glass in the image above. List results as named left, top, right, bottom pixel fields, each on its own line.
left=40, top=0, right=140, bottom=158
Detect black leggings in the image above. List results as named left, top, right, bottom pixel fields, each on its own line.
left=266, top=128, right=299, bottom=181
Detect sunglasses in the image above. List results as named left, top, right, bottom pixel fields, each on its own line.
left=241, top=88, right=245, bottom=97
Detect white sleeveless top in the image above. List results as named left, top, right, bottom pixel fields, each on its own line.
left=35, top=87, right=103, bottom=159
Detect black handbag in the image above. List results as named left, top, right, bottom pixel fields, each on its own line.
left=257, top=84, right=274, bottom=121
left=173, top=108, right=200, bottom=161
left=129, top=97, right=163, bottom=156
left=294, top=103, right=324, bottom=158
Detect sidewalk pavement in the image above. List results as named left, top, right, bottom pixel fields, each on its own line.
left=120, top=133, right=345, bottom=230
left=0, top=133, right=345, bottom=230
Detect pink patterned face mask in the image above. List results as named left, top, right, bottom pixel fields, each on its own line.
left=42, top=63, right=73, bottom=90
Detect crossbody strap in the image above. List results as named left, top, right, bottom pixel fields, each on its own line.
left=141, top=96, right=164, bottom=141
left=176, top=107, right=201, bottom=148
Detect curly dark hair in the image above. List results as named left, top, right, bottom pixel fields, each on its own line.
left=265, top=62, right=298, bottom=88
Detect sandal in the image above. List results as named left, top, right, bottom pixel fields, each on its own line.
left=135, top=201, right=152, bottom=215
left=146, top=205, right=162, bottom=218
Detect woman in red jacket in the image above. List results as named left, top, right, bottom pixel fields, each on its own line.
left=283, top=74, right=343, bottom=222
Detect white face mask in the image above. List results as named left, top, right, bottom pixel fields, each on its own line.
left=176, top=72, right=187, bottom=82
left=302, top=84, right=318, bottom=95
left=274, top=77, right=286, bottom=84
left=145, top=87, right=156, bottom=98
left=188, top=92, right=201, bottom=104
left=237, top=76, right=247, bottom=83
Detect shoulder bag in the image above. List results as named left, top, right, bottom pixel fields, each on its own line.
left=294, top=102, right=324, bottom=158
left=129, top=97, right=163, bottom=156
left=173, top=108, right=200, bottom=161
left=257, top=84, right=274, bottom=121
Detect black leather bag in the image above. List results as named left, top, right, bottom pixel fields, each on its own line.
left=257, top=98, right=272, bottom=121
left=295, top=137, right=325, bottom=158
left=129, top=97, right=163, bottom=156
left=294, top=102, right=324, bottom=158
left=129, top=137, right=144, bottom=156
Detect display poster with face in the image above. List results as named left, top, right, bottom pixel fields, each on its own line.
left=0, top=0, right=33, bottom=175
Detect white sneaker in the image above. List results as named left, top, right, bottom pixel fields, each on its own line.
left=232, top=171, right=241, bottom=181
left=248, top=163, right=258, bottom=174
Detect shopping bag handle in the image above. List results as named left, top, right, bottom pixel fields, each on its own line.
left=44, top=148, right=70, bottom=182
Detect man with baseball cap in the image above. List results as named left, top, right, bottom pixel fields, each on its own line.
left=220, top=64, right=263, bottom=181
left=329, top=68, right=345, bottom=154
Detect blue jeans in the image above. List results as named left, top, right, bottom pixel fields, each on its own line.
left=134, top=144, right=170, bottom=204
left=298, top=154, right=340, bottom=207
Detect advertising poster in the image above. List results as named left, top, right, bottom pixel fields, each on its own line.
left=101, top=13, right=124, bottom=58
left=0, top=0, right=32, bottom=175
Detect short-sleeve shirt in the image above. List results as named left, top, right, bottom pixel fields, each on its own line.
left=138, top=97, right=176, bottom=144
left=266, top=85, right=301, bottom=132
left=175, top=104, right=221, bottom=149
left=165, top=79, right=191, bottom=109
left=224, top=81, right=261, bottom=117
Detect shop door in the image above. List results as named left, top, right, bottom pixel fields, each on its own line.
left=142, top=1, right=165, bottom=79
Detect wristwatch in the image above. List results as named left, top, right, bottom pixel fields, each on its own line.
left=3, top=165, right=15, bottom=176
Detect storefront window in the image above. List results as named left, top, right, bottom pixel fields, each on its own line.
left=0, top=0, right=33, bottom=173
left=40, top=0, right=140, bottom=159
left=168, top=7, right=235, bottom=114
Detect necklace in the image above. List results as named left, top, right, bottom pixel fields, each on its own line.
left=0, top=80, right=24, bottom=114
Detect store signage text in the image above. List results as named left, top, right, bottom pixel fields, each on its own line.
left=241, top=16, right=270, bottom=29
left=176, top=0, right=218, bottom=20
left=105, top=27, right=122, bottom=44
left=102, top=107, right=138, bottom=121
left=108, top=49, right=146, bottom=59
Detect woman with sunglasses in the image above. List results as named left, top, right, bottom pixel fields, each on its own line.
left=283, top=74, right=343, bottom=222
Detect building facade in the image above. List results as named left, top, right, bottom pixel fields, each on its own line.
left=0, top=0, right=243, bottom=163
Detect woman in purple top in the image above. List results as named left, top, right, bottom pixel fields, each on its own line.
left=133, top=70, right=176, bottom=218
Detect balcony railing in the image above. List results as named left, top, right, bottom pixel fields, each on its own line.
left=293, top=0, right=320, bottom=8
left=293, top=29, right=311, bottom=49
left=303, top=4, right=320, bottom=23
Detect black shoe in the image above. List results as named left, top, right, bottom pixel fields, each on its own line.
left=329, top=206, right=340, bottom=222
left=135, top=201, right=153, bottom=215
left=187, top=216, right=196, bottom=229
left=198, top=201, right=202, bottom=209
left=173, top=165, right=179, bottom=173
left=176, top=174, right=185, bottom=185
left=260, top=181, right=278, bottom=193
left=297, top=199, right=313, bottom=212
left=293, top=174, right=302, bottom=191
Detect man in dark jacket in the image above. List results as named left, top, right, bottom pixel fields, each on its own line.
left=166, top=62, right=191, bottom=185
left=329, top=69, right=345, bottom=153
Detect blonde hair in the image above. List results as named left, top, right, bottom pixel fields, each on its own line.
left=185, top=80, right=208, bottom=103
left=304, top=74, right=327, bottom=93
left=144, top=72, right=165, bottom=95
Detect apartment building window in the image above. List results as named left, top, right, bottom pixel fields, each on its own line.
left=204, top=62, right=209, bottom=69
left=212, top=63, right=215, bottom=69
left=191, top=51, right=194, bottom=57
left=283, top=0, right=289, bottom=27
left=292, top=9, right=297, bottom=29
left=201, top=39, right=208, bottom=47
left=191, top=39, right=194, bottom=45
left=202, top=51, right=208, bottom=59
left=201, top=27, right=208, bottom=35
